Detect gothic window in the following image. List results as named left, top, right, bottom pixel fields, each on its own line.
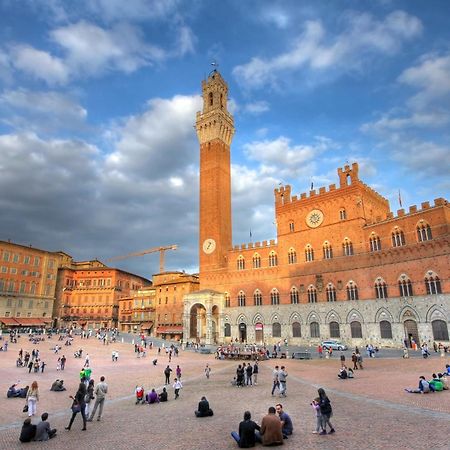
left=346, top=281, right=359, bottom=300
left=225, top=293, right=230, bottom=308
left=272, top=322, right=281, bottom=338
left=391, top=228, right=406, bottom=247
left=288, top=248, right=297, bottom=264
left=237, top=256, right=245, bottom=271
left=417, top=222, right=432, bottom=242
left=289, top=221, right=295, bottom=232
left=432, top=320, right=449, bottom=341
left=253, top=290, right=262, bottom=306
left=339, top=208, right=346, bottom=220
left=329, top=321, right=340, bottom=338
left=269, top=251, right=278, bottom=267
left=425, top=273, right=442, bottom=295
left=270, top=289, right=280, bottom=305
left=326, top=284, right=337, bottom=302
left=305, top=245, right=314, bottom=262
left=398, top=276, right=413, bottom=297
left=374, top=278, right=388, bottom=299
left=350, top=321, right=363, bottom=338
left=292, top=322, right=301, bottom=338
left=369, top=234, right=381, bottom=252
left=380, top=321, right=393, bottom=339
left=238, top=291, right=246, bottom=307
left=342, top=238, right=354, bottom=256
left=20, top=281, right=26, bottom=293
left=290, top=287, right=299, bottom=304
left=208, top=92, right=213, bottom=106
left=307, top=285, right=317, bottom=303
left=323, top=241, right=333, bottom=259
left=310, top=322, right=320, bottom=338
left=252, top=254, right=261, bottom=269
left=224, top=323, right=231, bottom=337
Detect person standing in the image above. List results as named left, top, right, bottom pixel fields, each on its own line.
left=351, top=352, right=358, bottom=370
left=87, top=376, right=108, bottom=422
left=84, top=354, right=90, bottom=368
left=176, top=365, right=182, bottom=379
left=271, top=365, right=280, bottom=396
left=26, top=381, right=39, bottom=417
left=84, top=379, right=95, bottom=417
left=260, top=406, right=284, bottom=446
left=205, top=364, right=211, bottom=379
left=318, top=388, right=335, bottom=435
left=65, top=382, right=87, bottom=431
left=164, top=365, right=173, bottom=385
left=173, top=378, right=182, bottom=399
left=253, top=361, right=259, bottom=385
left=246, top=363, right=253, bottom=386
left=276, top=403, right=293, bottom=438
left=60, top=355, right=66, bottom=371
left=278, top=366, right=288, bottom=397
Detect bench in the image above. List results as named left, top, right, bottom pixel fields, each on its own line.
left=198, top=347, right=212, bottom=354
left=292, top=351, right=312, bottom=360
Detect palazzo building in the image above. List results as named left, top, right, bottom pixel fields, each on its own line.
left=118, top=286, right=156, bottom=334
left=183, top=70, right=450, bottom=347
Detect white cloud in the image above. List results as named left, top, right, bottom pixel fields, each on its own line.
left=0, top=49, right=12, bottom=83
left=244, top=101, right=270, bottom=115
left=173, top=25, right=196, bottom=56
left=233, top=10, right=422, bottom=89
left=11, top=45, right=69, bottom=85
left=259, top=7, right=290, bottom=29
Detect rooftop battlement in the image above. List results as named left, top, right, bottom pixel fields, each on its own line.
left=232, top=239, right=277, bottom=253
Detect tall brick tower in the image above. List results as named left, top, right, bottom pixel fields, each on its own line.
left=196, top=70, right=234, bottom=275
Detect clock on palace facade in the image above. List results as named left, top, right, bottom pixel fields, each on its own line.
left=306, top=209, right=324, bottom=228
left=202, top=238, right=216, bottom=254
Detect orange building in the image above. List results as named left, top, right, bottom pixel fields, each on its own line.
left=56, top=259, right=151, bottom=329
left=183, top=70, right=450, bottom=347
left=118, top=286, right=156, bottom=334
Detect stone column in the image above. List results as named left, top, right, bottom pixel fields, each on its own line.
left=197, top=312, right=202, bottom=342
left=205, top=310, right=213, bottom=345
left=182, top=305, right=190, bottom=342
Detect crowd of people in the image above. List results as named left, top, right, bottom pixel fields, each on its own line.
left=405, top=364, right=450, bottom=393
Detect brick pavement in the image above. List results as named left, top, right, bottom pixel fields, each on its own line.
left=0, top=335, right=449, bottom=449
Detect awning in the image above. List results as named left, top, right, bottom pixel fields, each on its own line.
left=0, top=318, right=20, bottom=326
left=42, top=318, right=52, bottom=323
left=15, top=318, right=45, bottom=326
left=156, top=325, right=183, bottom=334
left=140, top=322, right=153, bottom=329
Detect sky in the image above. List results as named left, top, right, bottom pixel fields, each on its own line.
left=0, top=0, right=449, bottom=280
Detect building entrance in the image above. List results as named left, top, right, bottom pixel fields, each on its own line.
left=404, top=319, right=420, bottom=347
left=239, top=323, right=247, bottom=342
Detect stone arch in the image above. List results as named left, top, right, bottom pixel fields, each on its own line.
left=426, top=305, right=448, bottom=323
left=325, top=309, right=342, bottom=323
left=346, top=308, right=364, bottom=324
left=306, top=311, right=321, bottom=324
left=398, top=306, right=420, bottom=322
left=289, top=312, right=303, bottom=324
left=236, top=313, right=249, bottom=325
left=270, top=312, right=282, bottom=324
left=252, top=313, right=265, bottom=325
left=374, top=307, right=394, bottom=323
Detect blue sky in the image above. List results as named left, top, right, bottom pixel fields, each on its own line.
left=0, top=0, right=449, bottom=278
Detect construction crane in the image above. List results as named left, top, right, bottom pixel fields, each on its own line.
left=106, top=245, right=178, bottom=273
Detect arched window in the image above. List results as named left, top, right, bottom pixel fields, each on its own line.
left=339, top=208, right=346, bottom=220
left=342, top=238, right=353, bottom=256
left=292, top=322, right=301, bottom=337
left=208, top=92, right=213, bottom=106
left=237, top=256, right=245, bottom=270
left=289, top=221, right=295, bottom=232
left=305, top=245, right=314, bottom=262
left=425, top=272, right=442, bottom=295
left=225, top=292, right=230, bottom=308
left=272, top=322, right=281, bottom=337
left=307, top=285, right=317, bottom=303
left=290, top=287, right=299, bottom=304
left=310, top=321, right=320, bottom=338
left=417, top=222, right=432, bottom=242
left=432, top=320, right=449, bottom=341
left=329, top=321, right=340, bottom=338
left=30, top=283, right=36, bottom=294
left=288, top=248, right=297, bottom=264
left=374, top=278, right=388, bottom=299
left=398, top=275, right=413, bottom=297
left=253, top=290, right=262, bottom=306
left=269, top=251, right=278, bottom=267
left=391, top=228, right=406, bottom=247
left=346, top=281, right=359, bottom=300
left=238, top=291, right=246, bottom=307
left=350, top=321, right=363, bottom=338
left=323, top=241, right=333, bottom=259
left=270, top=289, right=280, bottom=305
left=252, top=253, right=261, bottom=269
left=369, top=233, right=381, bottom=252
left=380, top=321, right=392, bottom=339
left=224, top=323, right=231, bottom=337
left=20, top=281, right=26, bottom=293
left=326, top=284, right=336, bottom=302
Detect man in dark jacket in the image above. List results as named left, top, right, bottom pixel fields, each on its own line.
left=19, top=418, right=36, bottom=442
left=35, top=412, right=57, bottom=441
left=195, top=396, right=214, bottom=417
left=231, top=410, right=261, bottom=448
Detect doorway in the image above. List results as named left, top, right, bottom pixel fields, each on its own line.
left=404, top=319, right=419, bottom=347
left=239, top=323, right=247, bottom=342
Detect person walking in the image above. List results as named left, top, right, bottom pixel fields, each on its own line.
left=87, top=376, right=108, bottom=422
left=173, top=378, right=182, bottom=399
left=60, top=355, right=66, bottom=370
left=271, top=365, right=280, bottom=396
left=164, top=365, right=172, bottom=385
left=205, top=364, right=211, bottom=379
left=176, top=365, right=182, bottom=380
left=318, top=387, right=335, bottom=435
left=84, top=354, right=90, bottom=368
left=253, top=361, right=259, bottom=385
left=84, top=379, right=95, bottom=417
left=26, top=381, right=39, bottom=417
left=65, top=382, right=87, bottom=431
left=278, top=366, right=288, bottom=397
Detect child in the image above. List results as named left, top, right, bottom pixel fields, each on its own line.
left=173, top=378, right=182, bottom=399
left=311, top=398, right=323, bottom=434
left=348, top=368, right=354, bottom=378
left=135, top=385, right=145, bottom=404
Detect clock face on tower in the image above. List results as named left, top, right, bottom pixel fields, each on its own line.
left=202, top=238, right=216, bottom=254
left=306, top=209, right=324, bottom=228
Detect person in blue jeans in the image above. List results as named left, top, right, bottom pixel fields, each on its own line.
left=231, top=411, right=261, bottom=448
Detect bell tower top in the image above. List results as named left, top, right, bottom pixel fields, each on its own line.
left=196, top=70, right=234, bottom=146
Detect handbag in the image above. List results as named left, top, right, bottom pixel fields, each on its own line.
left=71, top=402, right=81, bottom=413
left=23, top=404, right=28, bottom=413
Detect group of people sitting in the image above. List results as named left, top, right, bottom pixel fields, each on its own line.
left=19, top=413, right=57, bottom=442
left=50, top=379, right=66, bottom=391
left=135, top=386, right=168, bottom=404
left=405, top=365, right=450, bottom=393
left=337, top=366, right=355, bottom=379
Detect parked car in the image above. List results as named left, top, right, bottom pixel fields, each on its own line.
left=321, top=340, right=348, bottom=351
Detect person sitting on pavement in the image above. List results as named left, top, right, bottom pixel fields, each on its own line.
left=347, top=368, right=354, bottom=379
left=34, top=412, right=57, bottom=441
left=231, top=410, right=261, bottom=448
left=50, top=380, right=66, bottom=391
left=146, top=388, right=159, bottom=404
left=19, top=418, right=36, bottom=442
left=438, top=373, right=449, bottom=390
left=405, top=376, right=431, bottom=393
left=135, top=385, right=145, bottom=404
left=276, top=403, right=293, bottom=439
left=338, top=366, right=348, bottom=379
left=260, top=406, right=284, bottom=446
left=429, top=374, right=444, bottom=392
left=158, top=387, right=168, bottom=402
left=8, top=383, right=28, bottom=398
left=195, top=396, right=214, bottom=417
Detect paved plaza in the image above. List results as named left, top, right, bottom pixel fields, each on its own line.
left=0, top=335, right=449, bottom=449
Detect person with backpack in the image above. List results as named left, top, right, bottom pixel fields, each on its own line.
left=318, top=388, right=335, bottom=435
